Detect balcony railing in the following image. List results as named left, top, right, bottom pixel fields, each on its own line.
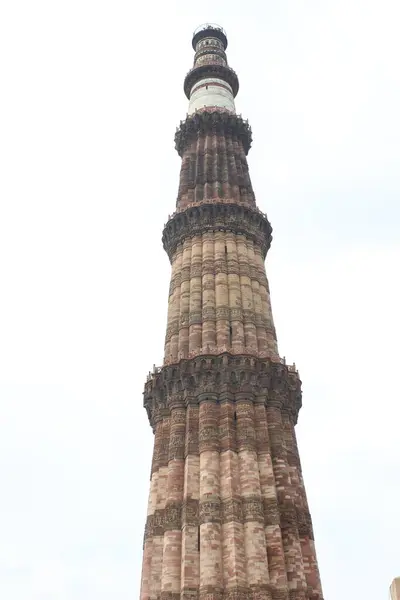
left=164, top=196, right=270, bottom=224
left=193, top=23, right=227, bottom=38
left=146, top=352, right=297, bottom=382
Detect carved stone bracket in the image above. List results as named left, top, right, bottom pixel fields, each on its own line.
left=175, top=110, right=251, bottom=157
left=162, top=202, right=272, bottom=261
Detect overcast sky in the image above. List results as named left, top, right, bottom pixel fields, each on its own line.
left=1, top=0, right=399, bottom=598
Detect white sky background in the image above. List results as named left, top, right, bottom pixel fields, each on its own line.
left=0, top=0, right=399, bottom=598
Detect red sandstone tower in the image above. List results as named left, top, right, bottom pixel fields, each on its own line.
left=141, top=24, right=324, bottom=600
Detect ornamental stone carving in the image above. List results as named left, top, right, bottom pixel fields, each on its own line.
left=143, top=354, right=302, bottom=429
left=162, top=202, right=272, bottom=262
left=221, top=498, right=243, bottom=523
left=199, top=499, right=221, bottom=524
left=181, top=589, right=199, bottom=600
left=242, top=496, right=264, bottom=523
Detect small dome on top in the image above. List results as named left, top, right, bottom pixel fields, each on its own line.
left=192, top=23, right=228, bottom=50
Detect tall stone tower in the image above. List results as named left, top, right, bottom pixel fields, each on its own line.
left=141, top=24, right=324, bottom=600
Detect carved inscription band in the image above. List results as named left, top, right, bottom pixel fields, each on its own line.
left=144, top=500, right=314, bottom=543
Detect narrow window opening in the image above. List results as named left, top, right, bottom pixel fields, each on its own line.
left=225, top=245, right=228, bottom=254
left=229, top=325, right=233, bottom=346
left=234, top=411, right=237, bottom=423
left=197, top=526, right=200, bottom=551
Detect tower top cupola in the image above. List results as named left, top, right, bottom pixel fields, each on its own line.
left=184, top=23, right=239, bottom=114
left=191, top=23, right=228, bottom=50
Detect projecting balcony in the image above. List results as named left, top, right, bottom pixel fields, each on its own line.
left=183, top=64, right=239, bottom=99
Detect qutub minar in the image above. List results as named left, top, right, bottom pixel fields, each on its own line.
left=140, top=24, right=324, bottom=600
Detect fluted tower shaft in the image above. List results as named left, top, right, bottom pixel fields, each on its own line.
left=140, top=24, right=324, bottom=600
